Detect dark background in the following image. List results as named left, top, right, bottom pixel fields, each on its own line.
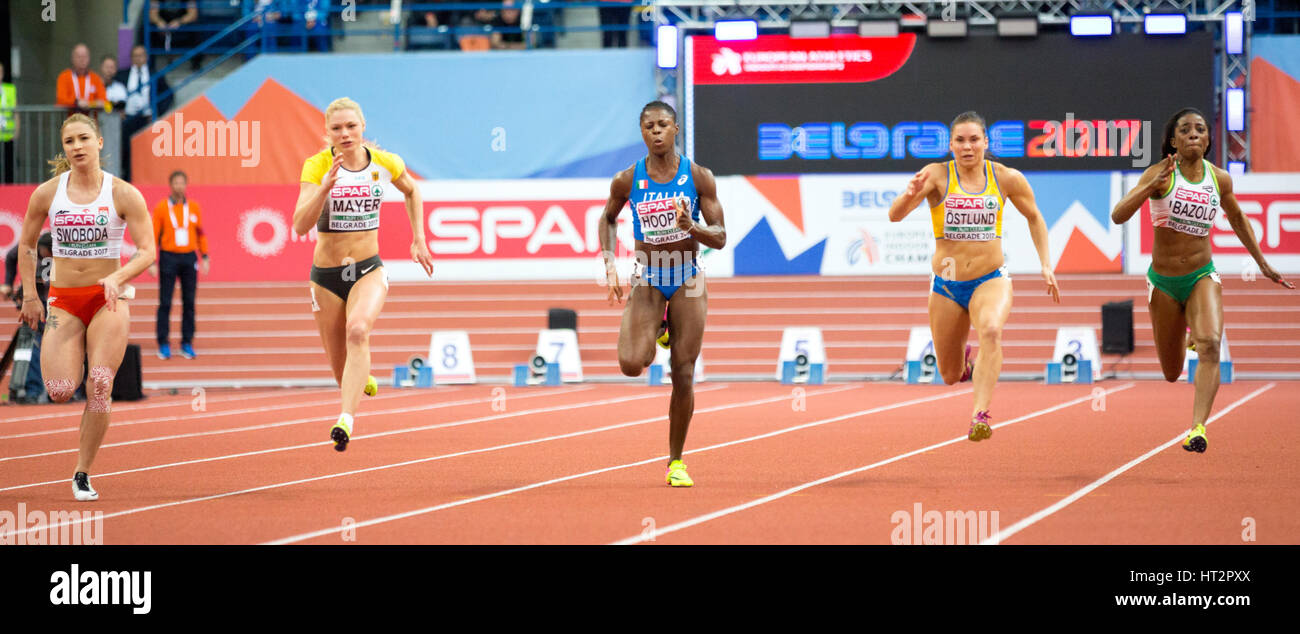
left=692, top=32, right=1215, bottom=174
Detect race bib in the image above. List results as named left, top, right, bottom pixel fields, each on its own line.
left=1162, top=187, right=1218, bottom=237
left=942, top=195, right=1000, bottom=241
left=51, top=206, right=115, bottom=259
left=635, top=198, right=689, bottom=245
left=328, top=182, right=384, bottom=232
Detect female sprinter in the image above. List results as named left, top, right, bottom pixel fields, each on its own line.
left=293, top=97, right=434, bottom=451
left=18, top=113, right=155, bottom=500
left=1112, top=107, right=1293, bottom=453
left=888, top=111, right=1060, bottom=442
left=599, top=101, right=726, bottom=487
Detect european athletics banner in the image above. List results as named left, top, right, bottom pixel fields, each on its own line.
left=687, top=32, right=1213, bottom=175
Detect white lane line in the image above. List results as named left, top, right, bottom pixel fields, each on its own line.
left=610, top=383, right=1137, bottom=545
left=0, top=385, right=594, bottom=463
left=265, top=386, right=971, bottom=545
left=980, top=382, right=1275, bottom=545
left=0, top=386, right=347, bottom=425
left=0, top=389, right=434, bottom=440
left=0, top=384, right=842, bottom=541
left=0, top=384, right=716, bottom=491
left=128, top=305, right=1300, bottom=323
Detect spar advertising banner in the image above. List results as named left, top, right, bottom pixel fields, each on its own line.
left=1123, top=173, right=1300, bottom=275
left=0, top=181, right=712, bottom=282
left=687, top=32, right=1214, bottom=175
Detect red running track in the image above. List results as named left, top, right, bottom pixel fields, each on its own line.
left=0, top=379, right=1295, bottom=544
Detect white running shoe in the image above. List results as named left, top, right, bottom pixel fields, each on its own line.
left=72, top=472, right=98, bottom=501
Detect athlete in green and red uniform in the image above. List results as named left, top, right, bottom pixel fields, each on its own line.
left=1112, top=107, right=1293, bottom=452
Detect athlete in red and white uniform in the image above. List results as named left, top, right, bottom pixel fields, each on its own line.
left=18, top=113, right=155, bottom=501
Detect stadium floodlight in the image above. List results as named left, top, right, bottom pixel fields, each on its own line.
left=1226, top=11, right=1244, bottom=55
left=789, top=20, right=831, bottom=39
left=657, top=25, right=678, bottom=68
left=858, top=19, right=899, bottom=38
left=1144, top=14, right=1187, bottom=35
left=1070, top=15, right=1113, bottom=37
left=997, top=16, right=1039, bottom=38
left=715, top=19, right=758, bottom=41
left=926, top=19, right=968, bottom=38
left=1226, top=87, right=1245, bottom=132
left=1228, top=161, right=1246, bottom=177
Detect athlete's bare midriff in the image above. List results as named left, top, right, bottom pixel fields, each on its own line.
left=1150, top=227, right=1212, bottom=277
left=51, top=258, right=121, bottom=288
left=312, top=230, right=380, bottom=269
left=932, top=238, right=1004, bottom=280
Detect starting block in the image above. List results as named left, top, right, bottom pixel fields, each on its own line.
left=513, top=355, right=561, bottom=387
left=648, top=347, right=705, bottom=386
left=1185, top=328, right=1233, bottom=384
left=1045, top=359, right=1093, bottom=384
left=1045, top=327, right=1102, bottom=384
left=780, top=356, right=824, bottom=384
left=775, top=327, right=826, bottom=383
left=1187, top=359, right=1234, bottom=383
left=904, top=327, right=937, bottom=384
left=392, top=364, right=434, bottom=388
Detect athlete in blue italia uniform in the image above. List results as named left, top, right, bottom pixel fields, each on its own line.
left=599, top=101, right=727, bottom=487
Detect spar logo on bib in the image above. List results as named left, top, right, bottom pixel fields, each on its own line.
left=946, top=196, right=997, bottom=212
left=330, top=184, right=382, bottom=199
left=1175, top=188, right=1211, bottom=205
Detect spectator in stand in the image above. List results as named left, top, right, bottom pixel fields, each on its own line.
left=0, top=61, right=17, bottom=184
left=118, top=45, right=172, bottom=182
left=101, top=55, right=127, bottom=113
left=149, top=170, right=210, bottom=360
left=245, top=0, right=291, bottom=55
left=299, top=0, right=333, bottom=52
left=150, top=0, right=201, bottom=68
left=407, top=2, right=455, bottom=51
left=599, top=0, right=633, bottom=48
left=55, top=44, right=106, bottom=116
left=458, top=4, right=497, bottom=51
left=492, top=0, right=528, bottom=50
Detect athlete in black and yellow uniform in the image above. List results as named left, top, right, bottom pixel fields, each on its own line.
left=293, top=97, right=434, bottom=451
left=1112, top=107, right=1292, bottom=453
left=888, top=111, right=1060, bottom=442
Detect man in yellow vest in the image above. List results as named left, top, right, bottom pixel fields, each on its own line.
left=0, top=60, right=17, bottom=184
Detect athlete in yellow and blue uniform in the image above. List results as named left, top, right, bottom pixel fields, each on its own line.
left=888, top=111, right=1060, bottom=442
left=1112, top=107, right=1293, bottom=453
left=599, top=101, right=727, bottom=487
left=293, top=97, right=434, bottom=452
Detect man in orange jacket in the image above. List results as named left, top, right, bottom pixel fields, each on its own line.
left=149, top=170, right=210, bottom=360
left=55, top=44, right=106, bottom=115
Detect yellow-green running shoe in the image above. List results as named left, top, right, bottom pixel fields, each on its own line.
left=1182, top=423, right=1208, bottom=453
left=666, top=460, right=693, bottom=487
left=656, top=319, right=670, bottom=350
left=364, top=375, right=378, bottom=397
left=331, top=415, right=353, bottom=452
